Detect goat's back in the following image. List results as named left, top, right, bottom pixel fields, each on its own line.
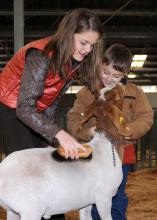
left=0, top=135, right=122, bottom=215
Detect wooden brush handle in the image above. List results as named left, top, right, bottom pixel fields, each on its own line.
left=57, top=144, right=93, bottom=158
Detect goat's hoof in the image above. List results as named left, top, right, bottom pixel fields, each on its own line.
left=57, top=144, right=93, bottom=159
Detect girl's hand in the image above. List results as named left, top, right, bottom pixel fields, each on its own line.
left=55, top=130, right=87, bottom=159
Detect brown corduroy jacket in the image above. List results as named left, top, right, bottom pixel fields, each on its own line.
left=67, top=83, right=153, bottom=161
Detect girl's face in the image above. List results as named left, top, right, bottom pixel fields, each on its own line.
left=101, top=63, right=124, bottom=87
left=72, top=30, right=99, bottom=61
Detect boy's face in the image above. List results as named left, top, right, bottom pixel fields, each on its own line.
left=101, top=63, right=124, bottom=87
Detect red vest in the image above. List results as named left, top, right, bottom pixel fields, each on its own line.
left=0, top=37, right=75, bottom=111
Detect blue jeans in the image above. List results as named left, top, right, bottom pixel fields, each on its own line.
left=91, top=164, right=132, bottom=220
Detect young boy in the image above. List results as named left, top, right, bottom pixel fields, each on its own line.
left=67, top=44, right=153, bottom=220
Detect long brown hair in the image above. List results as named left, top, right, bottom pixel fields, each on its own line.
left=45, top=8, right=104, bottom=92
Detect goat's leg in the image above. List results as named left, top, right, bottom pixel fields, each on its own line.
left=20, top=212, right=43, bottom=220
left=7, top=210, right=20, bottom=220
left=79, top=205, right=93, bottom=220
left=95, top=194, right=112, bottom=220
left=20, top=206, right=45, bottom=220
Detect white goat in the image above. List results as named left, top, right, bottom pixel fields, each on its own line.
left=0, top=132, right=122, bottom=220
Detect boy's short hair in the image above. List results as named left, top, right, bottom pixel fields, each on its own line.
left=103, top=44, right=132, bottom=74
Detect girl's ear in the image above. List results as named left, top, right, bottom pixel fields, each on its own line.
left=121, top=74, right=127, bottom=85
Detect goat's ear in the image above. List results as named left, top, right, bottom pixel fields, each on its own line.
left=105, top=90, right=116, bottom=101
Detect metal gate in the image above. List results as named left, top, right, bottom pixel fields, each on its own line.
left=135, top=109, right=157, bottom=168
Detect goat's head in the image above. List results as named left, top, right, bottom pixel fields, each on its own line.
left=82, top=84, right=130, bottom=141
left=99, top=83, right=124, bottom=110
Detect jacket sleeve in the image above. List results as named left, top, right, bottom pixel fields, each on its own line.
left=127, top=86, right=153, bottom=140
left=67, top=87, right=96, bottom=141
left=16, top=48, right=61, bottom=144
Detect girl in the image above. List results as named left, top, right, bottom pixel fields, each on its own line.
left=0, top=8, right=104, bottom=159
